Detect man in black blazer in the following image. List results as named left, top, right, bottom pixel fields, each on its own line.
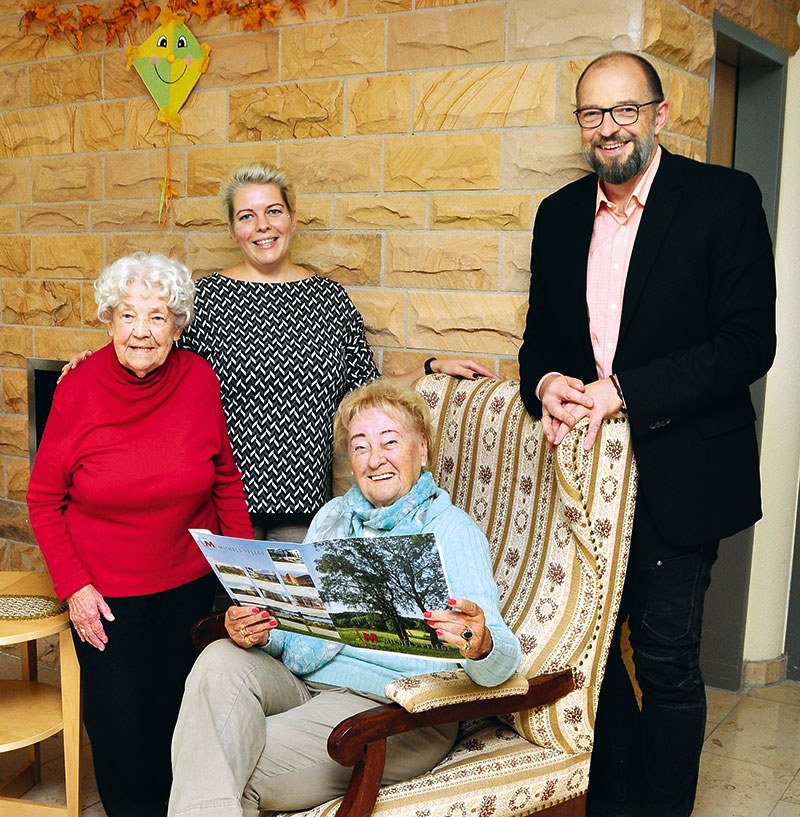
left=519, top=52, right=776, bottom=817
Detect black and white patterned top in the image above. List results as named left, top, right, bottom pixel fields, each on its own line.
left=179, top=273, right=379, bottom=514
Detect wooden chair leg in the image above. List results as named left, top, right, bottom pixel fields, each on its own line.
left=59, top=630, right=82, bottom=817
left=335, top=739, right=387, bottom=817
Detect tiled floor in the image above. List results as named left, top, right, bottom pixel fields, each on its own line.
left=2, top=653, right=800, bottom=816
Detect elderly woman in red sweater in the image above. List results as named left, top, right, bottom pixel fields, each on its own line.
left=27, top=252, right=252, bottom=817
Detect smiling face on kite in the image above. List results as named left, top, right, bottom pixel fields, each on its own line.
left=127, top=10, right=210, bottom=129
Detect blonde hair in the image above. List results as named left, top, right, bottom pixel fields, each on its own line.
left=219, top=162, right=295, bottom=227
left=334, top=379, right=434, bottom=460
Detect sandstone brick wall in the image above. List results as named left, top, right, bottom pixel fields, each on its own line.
left=1, top=0, right=797, bottom=576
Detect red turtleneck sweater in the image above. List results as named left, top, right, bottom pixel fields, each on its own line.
left=27, top=344, right=253, bottom=601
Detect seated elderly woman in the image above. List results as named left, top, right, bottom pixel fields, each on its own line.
left=27, top=252, right=252, bottom=817
left=168, top=379, right=522, bottom=817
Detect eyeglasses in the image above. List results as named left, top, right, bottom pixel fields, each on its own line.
left=573, top=100, right=662, bottom=129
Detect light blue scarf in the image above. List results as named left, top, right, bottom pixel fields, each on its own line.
left=281, top=471, right=440, bottom=675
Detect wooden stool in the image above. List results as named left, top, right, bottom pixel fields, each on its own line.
left=0, top=571, right=81, bottom=817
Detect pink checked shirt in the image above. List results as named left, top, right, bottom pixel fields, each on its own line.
left=535, top=146, right=662, bottom=399
left=587, top=146, right=662, bottom=378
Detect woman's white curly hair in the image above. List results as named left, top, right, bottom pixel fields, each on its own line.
left=94, top=252, right=195, bottom=328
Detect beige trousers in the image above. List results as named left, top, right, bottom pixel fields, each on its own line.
left=168, top=639, right=458, bottom=817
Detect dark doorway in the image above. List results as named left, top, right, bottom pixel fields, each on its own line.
left=700, top=16, right=787, bottom=690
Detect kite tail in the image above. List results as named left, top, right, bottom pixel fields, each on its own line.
left=158, top=122, right=175, bottom=229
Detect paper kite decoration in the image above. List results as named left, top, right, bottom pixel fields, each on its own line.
left=125, top=10, right=211, bottom=225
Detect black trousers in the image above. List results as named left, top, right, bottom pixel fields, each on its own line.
left=73, top=573, right=217, bottom=817
left=587, top=500, right=718, bottom=817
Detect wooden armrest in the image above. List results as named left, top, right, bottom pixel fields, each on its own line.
left=326, top=669, right=574, bottom=817
left=328, top=668, right=574, bottom=766
left=190, top=611, right=228, bottom=652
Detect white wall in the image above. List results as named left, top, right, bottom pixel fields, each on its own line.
left=743, top=46, right=800, bottom=662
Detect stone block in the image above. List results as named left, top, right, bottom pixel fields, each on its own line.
left=786, top=10, right=800, bottom=54
left=5, top=457, right=29, bottom=501
left=80, top=101, right=126, bottom=152
left=230, top=81, right=343, bottom=141
left=199, top=31, right=278, bottom=89
left=0, top=236, right=31, bottom=277
left=107, top=234, right=187, bottom=266
left=414, top=63, right=557, bottom=131
left=0, top=498, right=34, bottom=548
left=0, top=159, right=30, bottom=204
left=105, top=150, right=186, bottom=200
left=407, top=291, right=527, bottom=355
left=385, top=132, right=500, bottom=191
left=82, top=285, right=103, bottom=329
left=714, top=0, right=753, bottom=28
left=498, top=357, right=521, bottom=381
left=32, top=236, right=103, bottom=279
left=559, top=59, right=592, bottom=123
left=187, top=234, right=241, bottom=278
left=502, top=233, right=532, bottom=292
left=510, top=0, right=642, bottom=59
left=0, top=206, right=16, bottom=232
left=32, top=156, right=102, bottom=203
left=3, top=280, right=82, bottom=327
left=282, top=19, right=384, bottom=80
left=334, top=194, right=426, bottom=230
left=660, top=131, right=705, bottom=161
left=91, top=201, right=160, bottom=232
left=347, top=75, right=412, bottom=135
left=2, top=371, right=27, bottom=415
left=172, top=198, right=227, bottom=231
left=680, top=0, right=714, bottom=16
left=431, top=194, right=531, bottom=230
left=8, top=542, right=48, bottom=573
left=388, top=5, right=504, bottom=69
left=103, top=53, right=137, bottom=100
left=644, top=0, right=714, bottom=77
left=30, top=56, right=101, bottom=106
left=504, top=128, right=587, bottom=192
left=129, top=90, right=227, bottom=149
left=665, top=67, right=709, bottom=141
left=0, top=106, right=77, bottom=159
left=0, top=18, right=73, bottom=67
left=350, top=0, right=410, bottom=13
left=295, top=196, right=332, bottom=230
left=35, top=327, right=106, bottom=360
left=0, top=66, right=27, bottom=111
left=20, top=205, right=89, bottom=233
left=0, top=417, right=27, bottom=458
left=292, top=233, right=382, bottom=286
left=386, top=232, right=498, bottom=290
left=752, top=0, right=787, bottom=49
left=0, top=326, right=33, bottom=367
left=348, top=289, right=405, bottom=347
left=282, top=139, right=382, bottom=193
left=187, top=145, right=279, bottom=197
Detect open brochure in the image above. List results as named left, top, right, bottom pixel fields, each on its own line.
left=190, top=529, right=462, bottom=662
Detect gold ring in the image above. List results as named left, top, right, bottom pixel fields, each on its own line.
left=244, top=634, right=252, bottom=646
left=240, top=626, right=249, bottom=637
left=79, top=627, right=86, bottom=635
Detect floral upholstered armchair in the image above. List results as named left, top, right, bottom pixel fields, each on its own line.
left=258, top=375, right=638, bottom=817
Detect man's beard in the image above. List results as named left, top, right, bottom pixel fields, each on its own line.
left=582, top=126, right=655, bottom=185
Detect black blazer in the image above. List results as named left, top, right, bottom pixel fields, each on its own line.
left=519, top=148, right=776, bottom=546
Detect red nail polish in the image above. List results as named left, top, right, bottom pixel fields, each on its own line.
left=251, top=608, right=260, bottom=613
left=447, top=598, right=457, bottom=606
left=436, top=629, right=444, bottom=636
left=423, top=611, right=432, bottom=618
left=260, top=611, right=269, bottom=618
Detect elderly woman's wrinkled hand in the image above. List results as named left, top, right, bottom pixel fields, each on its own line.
left=424, top=597, right=493, bottom=660
left=67, top=584, right=115, bottom=651
left=432, top=359, right=497, bottom=380
left=225, top=605, right=277, bottom=649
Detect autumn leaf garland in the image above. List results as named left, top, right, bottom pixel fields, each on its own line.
left=20, top=0, right=330, bottom=48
